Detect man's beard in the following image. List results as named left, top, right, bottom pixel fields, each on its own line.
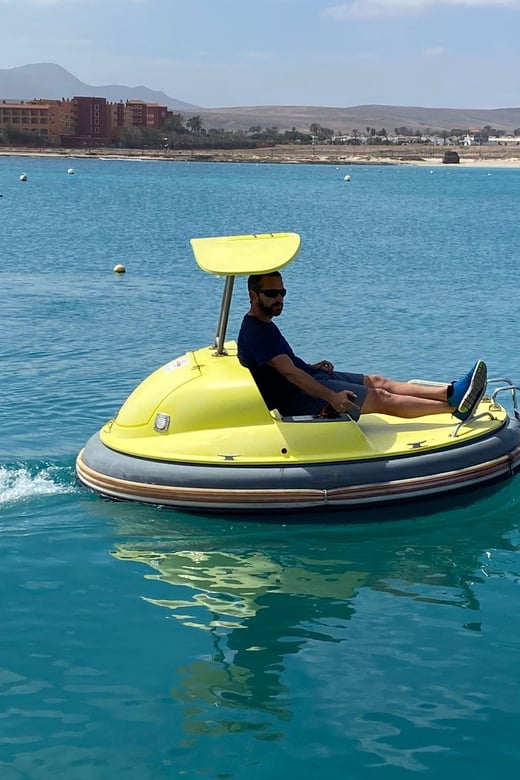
left=259, top=301, right=283, bottom=317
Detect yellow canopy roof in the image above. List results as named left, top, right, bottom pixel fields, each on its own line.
left=190, top=232, right=301, bottom=276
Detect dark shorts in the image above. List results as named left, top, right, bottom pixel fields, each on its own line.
left=290, top=369, right=368, bottom=421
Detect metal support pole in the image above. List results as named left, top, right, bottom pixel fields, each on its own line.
left=214, top=276, right=235, bottom=355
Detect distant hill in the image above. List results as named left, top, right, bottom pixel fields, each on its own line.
left=0, top=63, right=199, bottom=110
left=2, top=63, right=520, bottom=133
left=197, top=104, right=520, bottom=134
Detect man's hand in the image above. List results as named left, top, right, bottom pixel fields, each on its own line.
left=312, top=360, right=334, bottom=374
left=330, top=390, right=359, bottom=414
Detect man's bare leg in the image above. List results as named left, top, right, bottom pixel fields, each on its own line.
left=364, top=374, right=449, bottom=402
left=361, top=387, right=453, bottom=418
left=361, top=361, right=487, bottom=420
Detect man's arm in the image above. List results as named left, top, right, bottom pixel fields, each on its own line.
left=268, top=354, right=358, bottom=413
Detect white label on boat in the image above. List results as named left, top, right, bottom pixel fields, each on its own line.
left=163, top=357, right=189, bottom=372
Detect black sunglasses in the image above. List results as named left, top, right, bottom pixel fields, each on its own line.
left=256, top=288, right=287, bottom=298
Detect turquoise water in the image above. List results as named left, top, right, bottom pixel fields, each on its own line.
left=1, top=155, right=520, bottom=779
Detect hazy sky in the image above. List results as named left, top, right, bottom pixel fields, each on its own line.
left=1, top=0, right=519, bottom=109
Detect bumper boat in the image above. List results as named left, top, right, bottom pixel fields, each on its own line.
left=76, top=232, right=520, bottom=513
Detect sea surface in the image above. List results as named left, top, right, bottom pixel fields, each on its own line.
left=1, top=154, right=520, bottom=779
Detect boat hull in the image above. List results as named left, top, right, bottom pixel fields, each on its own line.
left=76, top=418, right=520, bottom=512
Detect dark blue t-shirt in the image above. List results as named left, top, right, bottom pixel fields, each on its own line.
left=237, top=314, right=314, bottom=413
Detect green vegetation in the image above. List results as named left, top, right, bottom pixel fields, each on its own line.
left=123, top=115, right=314, bottom=151
left=0, top=113, right=314, bottom=150
left=1, top=114, right=518, bottom=151
left=0, top=125, right=49, bottom=146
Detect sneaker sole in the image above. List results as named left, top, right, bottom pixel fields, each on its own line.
left=457, top=360, right=487, bottom=414
left=454, top=382, right=487, bottom=422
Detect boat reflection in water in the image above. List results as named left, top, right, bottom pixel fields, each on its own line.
left=113, top=543, right=366, bottom=729
left=107, top=482, right=520, bottom=760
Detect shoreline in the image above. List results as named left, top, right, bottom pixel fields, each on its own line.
left=2, top=144, right=520, bottom=168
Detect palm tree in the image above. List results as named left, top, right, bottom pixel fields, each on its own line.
left=165, top=113, right=185, bottom=131
left=186, top=115, right=203, bottom=134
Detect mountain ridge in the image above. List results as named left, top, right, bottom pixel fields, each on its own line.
left=0, top=63, right=199, bottom=110
left=2, top=63, right=520, bottom=133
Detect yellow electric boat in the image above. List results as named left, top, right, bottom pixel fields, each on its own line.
left=76, top=232, right=520, bottom=513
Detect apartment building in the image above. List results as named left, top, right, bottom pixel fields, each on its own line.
left=62, top=96, right=114, bottom=146
left=0, top=98, right=74, bottom=144
left=0, top=96, right=171, bottom=146
left=126, top=100, right=168, bottom=129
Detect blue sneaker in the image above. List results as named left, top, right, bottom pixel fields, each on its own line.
left=451, top=360, right=487, bottom=421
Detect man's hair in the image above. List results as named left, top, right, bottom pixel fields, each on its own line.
left=247, top=271, right=281, bottom=291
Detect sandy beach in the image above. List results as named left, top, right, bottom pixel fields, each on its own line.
left=2, top=143, right=520, bottom=167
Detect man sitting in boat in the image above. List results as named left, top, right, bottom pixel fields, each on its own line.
left=237, top=271, right=487, bottom=422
